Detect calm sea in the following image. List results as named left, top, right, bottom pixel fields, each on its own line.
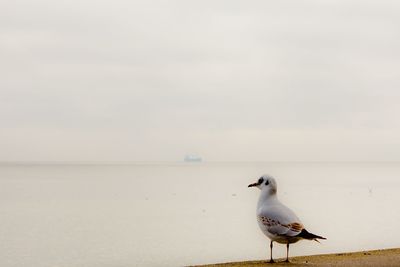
left=1, top=162, right=399, bottom=266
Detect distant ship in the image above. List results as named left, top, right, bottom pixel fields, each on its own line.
left=184, top=154, right=202, bottom=162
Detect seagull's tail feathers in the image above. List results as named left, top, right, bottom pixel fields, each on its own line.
left=297, top=229, right=326, bottom=242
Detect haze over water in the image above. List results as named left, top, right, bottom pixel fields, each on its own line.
left=1, top=162, right=399, bottom=267
left=2, top=1, right=400, bottom=266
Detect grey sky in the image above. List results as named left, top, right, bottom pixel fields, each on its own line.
left=1, top=0, right=400, bottom=161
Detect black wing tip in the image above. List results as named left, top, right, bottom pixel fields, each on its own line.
left=298, top=229, right=326, bottom=240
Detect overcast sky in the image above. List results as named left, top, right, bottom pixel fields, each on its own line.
left=1, top=0, right=400, bottom=162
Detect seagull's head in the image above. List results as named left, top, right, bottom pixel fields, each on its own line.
left=248, top=174, right=277, bottom=194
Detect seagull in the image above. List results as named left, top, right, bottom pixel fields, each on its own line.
left=248, top=175, right=326, bottom=263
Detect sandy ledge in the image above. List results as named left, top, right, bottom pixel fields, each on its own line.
left=190, top=248, right=400, bottom=267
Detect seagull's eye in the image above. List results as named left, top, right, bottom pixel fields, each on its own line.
left=265, top=180, right=269, bottom=186
left=258, top=178, right=263, bottom=184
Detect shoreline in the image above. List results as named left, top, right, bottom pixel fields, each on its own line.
left=191, top=248, right=400, bottom=267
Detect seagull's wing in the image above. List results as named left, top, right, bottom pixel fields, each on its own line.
left=257, top=204, right=304, bottom=237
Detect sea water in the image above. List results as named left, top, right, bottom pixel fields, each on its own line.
left=0, top=162, right=399, bottom=267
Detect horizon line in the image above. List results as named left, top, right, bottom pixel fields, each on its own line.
left=1, top=160, right=400, bottom=165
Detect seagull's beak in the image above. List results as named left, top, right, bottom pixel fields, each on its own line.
left=248, top=182, right=258, bottom=187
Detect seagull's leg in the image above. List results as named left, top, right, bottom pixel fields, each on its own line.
left=268, top=241, right=275, bottom=263
left=285, top=243, right=290, bottom=262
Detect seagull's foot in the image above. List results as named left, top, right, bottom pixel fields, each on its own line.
left=268, top=259, right=275, bottom=263
left=284, top=259, right=290, bottom=263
